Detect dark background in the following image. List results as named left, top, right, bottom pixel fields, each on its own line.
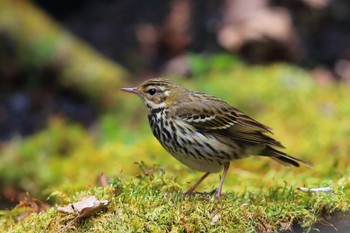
left=1, top=0, right=350, bottom=140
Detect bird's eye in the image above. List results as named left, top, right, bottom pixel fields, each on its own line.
left=148, top=88, right=157, bottom=96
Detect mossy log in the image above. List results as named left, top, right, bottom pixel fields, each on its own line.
left=0, top=0, right=129, bottom=109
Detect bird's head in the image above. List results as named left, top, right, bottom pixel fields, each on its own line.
left=121, top=78, right=189, bottom=110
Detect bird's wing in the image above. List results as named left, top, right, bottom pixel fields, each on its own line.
left=173, top=99, right=284, bottom=148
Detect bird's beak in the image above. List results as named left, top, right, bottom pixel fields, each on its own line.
left=120, top=87, right=140, bottom=94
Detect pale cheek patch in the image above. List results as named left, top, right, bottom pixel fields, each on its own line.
left=145, top=99, right=166, bottom=109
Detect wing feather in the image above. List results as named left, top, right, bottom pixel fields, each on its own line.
left=173, top=98, right=284, bottom=148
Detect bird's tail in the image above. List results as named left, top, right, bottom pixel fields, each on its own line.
left=260, top=146, right=312, bottom=168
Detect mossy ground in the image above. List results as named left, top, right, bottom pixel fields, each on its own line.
left=1, top=58, right=350, bottom=232
left=2, top=171, right=350, bottom=232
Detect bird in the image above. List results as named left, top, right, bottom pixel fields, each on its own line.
left=121, top=78, right=311, bottom=198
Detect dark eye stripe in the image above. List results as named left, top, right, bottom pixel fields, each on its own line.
left=146, top=88, right=165, bottom=93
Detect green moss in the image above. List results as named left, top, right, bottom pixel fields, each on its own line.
left=2, top=166, right=349, bottom=232
left=1, top=60, right=350, bottom=232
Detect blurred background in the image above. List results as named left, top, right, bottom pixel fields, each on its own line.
left=0, top=0, right=350, bottom=211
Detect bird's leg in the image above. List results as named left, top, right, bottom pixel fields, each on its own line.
left=215, top=162, right=230, bottom=198
left=184, top=172, right=211, bottom=195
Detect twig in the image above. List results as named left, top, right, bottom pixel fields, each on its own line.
left=297, top=186, right=333, bottom=194
left=56, top=215, right=80, bottom=233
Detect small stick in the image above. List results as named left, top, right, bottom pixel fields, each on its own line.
left=56, top=215, right=79, bottom=233
left=297, top=186, right=333, bottom=193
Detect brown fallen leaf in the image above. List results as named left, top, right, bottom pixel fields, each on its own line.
left=56, top=196, right=109, bottom=233
left=57, top=196, right=109, bottom=218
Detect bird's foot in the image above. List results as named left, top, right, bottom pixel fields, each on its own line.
left=184, top=188, right=224, bottom=198
left=183, top=190, right=195, bottom=196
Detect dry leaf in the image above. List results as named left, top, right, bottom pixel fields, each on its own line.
left=57, top=196, right=109, bottom=218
